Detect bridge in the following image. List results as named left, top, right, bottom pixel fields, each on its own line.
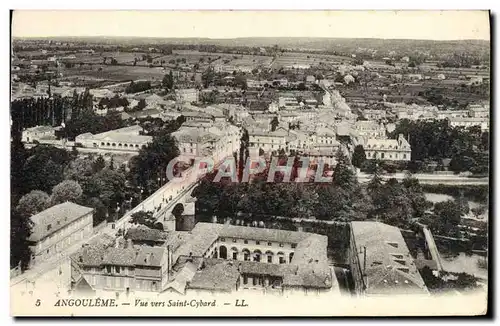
left=9, top=157, right=226, bottom=290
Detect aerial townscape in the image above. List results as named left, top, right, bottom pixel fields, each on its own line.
left=10, top=30, right=489, bottom=303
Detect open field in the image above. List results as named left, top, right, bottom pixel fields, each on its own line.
left=63, top=65, right=169, bottom=82
left=273, top=52, right=351, bottom=68
left=228, top=54, right=273, bottom=67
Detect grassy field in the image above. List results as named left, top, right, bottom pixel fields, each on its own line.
left=229, top=54, right=273, bottom=67
left=273, top=52, right=350, bottom=68
left=64, top=65, right=168, bottom=82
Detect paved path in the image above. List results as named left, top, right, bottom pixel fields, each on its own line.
left=357, top=172, right=489, bottom=185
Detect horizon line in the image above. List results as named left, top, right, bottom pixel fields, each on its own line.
left=12, top=35, right=491, bottom=42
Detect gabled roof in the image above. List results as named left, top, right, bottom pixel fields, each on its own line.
left=188, top=261, right=240, bottom=292
left=350, top=221, right=429, bottom=295
left=29, top=202, right=93, bottom=243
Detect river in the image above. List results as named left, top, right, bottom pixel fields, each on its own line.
left=424, top=192, right=488, bottom=280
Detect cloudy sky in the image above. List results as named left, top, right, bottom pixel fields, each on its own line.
left=12, top=10, right=490, bottom=40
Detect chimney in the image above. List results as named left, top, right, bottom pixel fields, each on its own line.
left=126, top=238, right=133, bottom=249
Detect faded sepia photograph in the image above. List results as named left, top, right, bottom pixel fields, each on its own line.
left=9, top=10, right=490, bottom=317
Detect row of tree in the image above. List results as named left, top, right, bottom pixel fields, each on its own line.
left=390, top=119, right=489, bottom=174
left=10, top=89, right=94, bottom=139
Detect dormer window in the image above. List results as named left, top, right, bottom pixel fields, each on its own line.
left=387, top=242, right=399, bottom=248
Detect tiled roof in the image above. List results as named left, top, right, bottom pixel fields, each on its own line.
left=102, top=247, right=137, bottom=267
left=188, top=261, right=240, bottom=292
left=135, top=246, right=165, bottom=267
left=89, top=125, right=152, bottom=144
left=172, top=129, right=220, bottom=144
left=29, top=202, right=93, bottom=242
left=366, top=138, right=410, bottom=150
left=193, top=223, right=310, bottom=245
left=171, top=223, right=332, bottom=290
left=350, top=221, right=429, bottom=295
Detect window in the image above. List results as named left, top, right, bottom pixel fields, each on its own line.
left=220, top=238, right=225, bottom=242
left=233, top=252, right=238, bottom=260
left=279, top=243, right=284, bottom=247
left=243, top=275, right=248, bottom=284
left=279, top=257, right=285, bottom=264
left=106, top=266, right=112, bottom=273
left=387, top=242, right=399, bottom=249
left=253, top=277, right=257, bottom=286
left=268, top=242, right=272, bottom=246
left=244, top=240, right=248, bottom=244
left=256, top=241, right=260, bottom=245
left=232, top=238, right=237, bottom=243
left=267, top=256, right=273, bottom=263
left=47, top=224, right=52, bottom=231
left=115, top=266, right=120, bottom=273
left=291, top=244, right=297, bottom=249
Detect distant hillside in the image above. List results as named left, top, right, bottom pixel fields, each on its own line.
left=13, top=36, right=490, bottom=60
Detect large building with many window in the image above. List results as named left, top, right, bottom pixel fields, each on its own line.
left=364, top=134, right=411, bottom=161
left=167, top=223, right=336, bottom=296
left=75, top=125, right=152, bottom=153
left=28, top=202, right=94, bottom=267
left=71, top=222, right=337, bottom=297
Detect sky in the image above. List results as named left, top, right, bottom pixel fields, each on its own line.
left=12, top=10, right=490, bottom=41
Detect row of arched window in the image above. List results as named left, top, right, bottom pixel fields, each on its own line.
left=217, top=245, right=293, bottom=264
left=98, top=142, right=142, bottom=149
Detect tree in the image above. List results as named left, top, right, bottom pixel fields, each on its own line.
left=352, top=145, right=366, bottom=169
left=50, top=180, right=83, bottom=205
left=16, top=190, right=50, bottom=218
left=93, top=155, right=106, bottom=173
left=85, top=168, right=127, bottom=217
left=270, top=117, right=279, bottom=131
left=64, top=157, right=94, bottom=184
left=130, top=211, right=157, bottom=229
left=109, top=156, right=115, bottom=171
left=21, top=145, right=72, bottom=194
left=332, top=148, right=356, bottom=190
left=162, top=71, right=174, bottom=90
left=128, top=133, right=180, bottom=191
left=201, top=67, right=215, bottom=88
left=11, top=207, right=32, bottom=270
left=137, top=99, right=147, bottom=110
left=432, top=200, right=463, bottom=236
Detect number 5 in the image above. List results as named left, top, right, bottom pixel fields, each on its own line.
left=35, top=299, right=41, bottom=306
